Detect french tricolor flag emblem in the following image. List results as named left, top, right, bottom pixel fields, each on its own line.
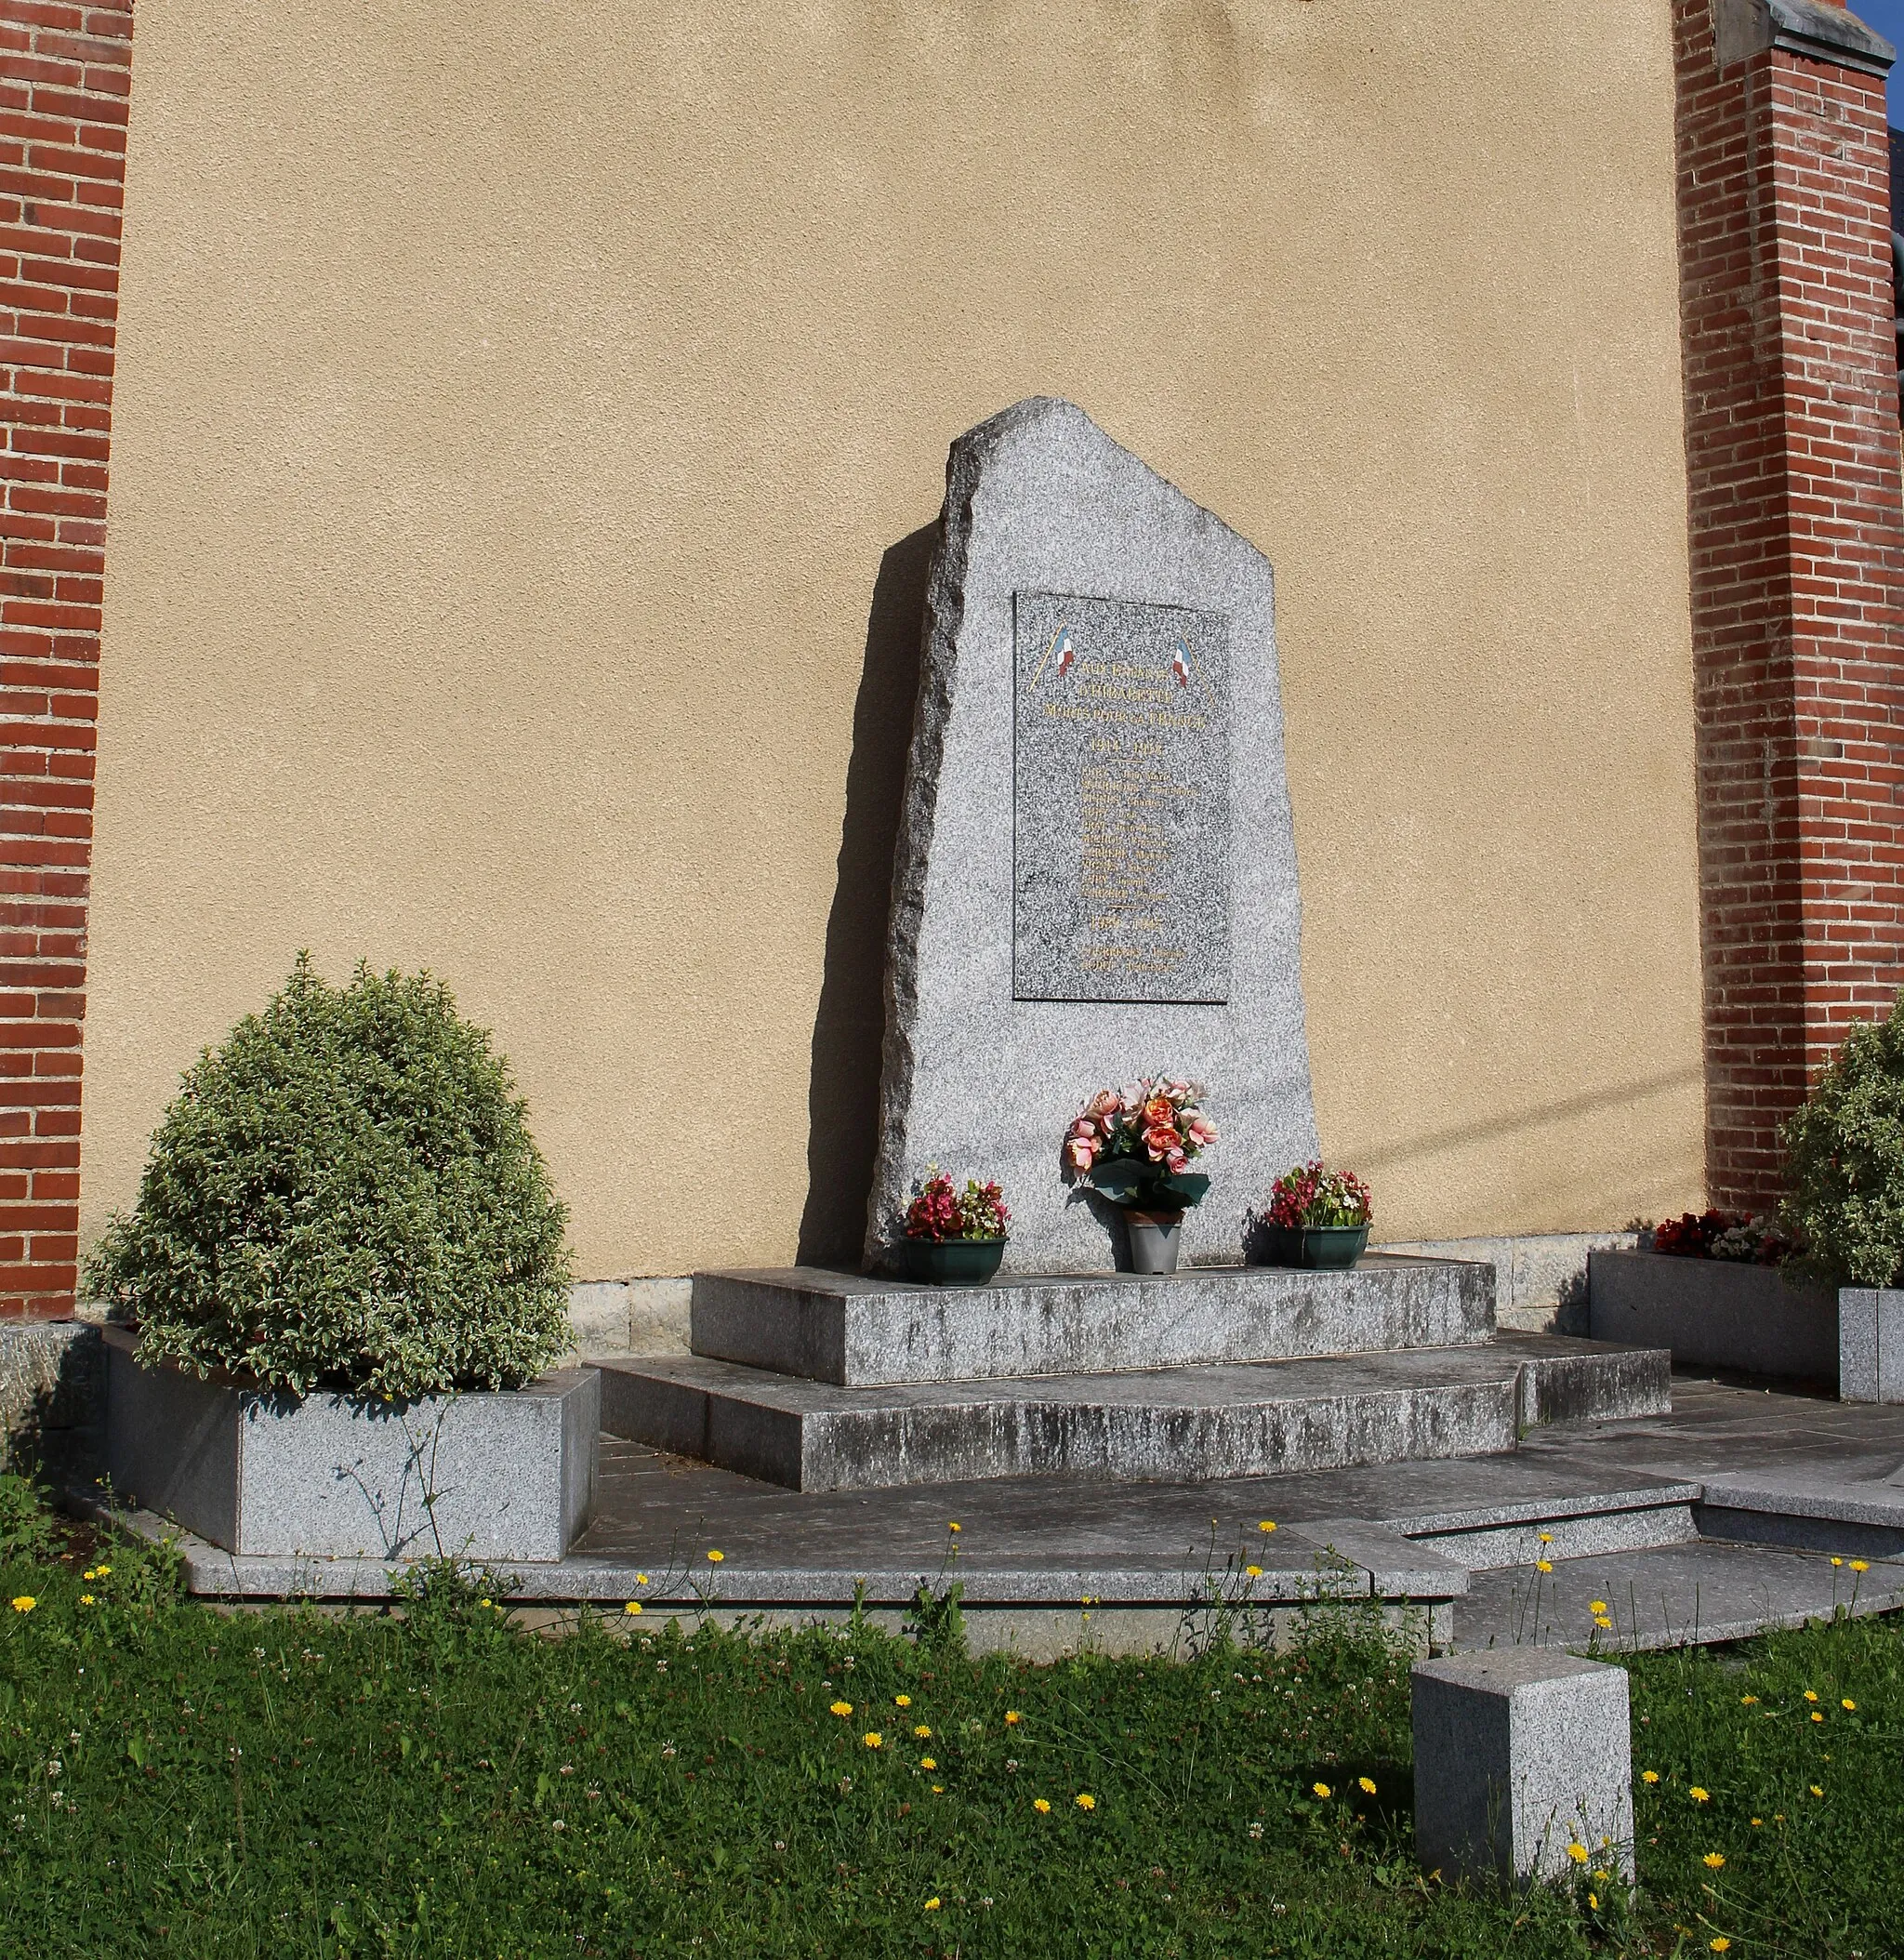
left=1170, top=640, right=1191, bottom=688
left=1055, top=629, right=1077, bottom=681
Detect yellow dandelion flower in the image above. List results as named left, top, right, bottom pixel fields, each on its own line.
left=1567, top=1843, right=1588, bottom=1865
left=1004, top=1710, right=1022, bottom=1726
left=9, top=1597, right=33, bottom=1613
left=81, top=1569, right=96, bottom=1582
left=1831, top=1557, right=1844, bottom=1567
left=1804, top=1690, right=1818, bottom=1702
left=1588, top=1599, right=1607, bottom=1613
left=1704, top=1852, right=1726, bottom=1869
left=1259, top=1520, right=1276, bottom=1532
left=1357, top=1776, right=1376, bottom=1794
left=1588, top=1893, right=1599, bottom=1911
left=1641, top=1770, right=1659, bottom=1784
left=1594, top=1615, right=1613, bottom=1629
left=1076, top=1793, right=1095, bottom=1810
left=830, top=1701, right=853, bottom=1716
left=1690, top=1787, right=1710, bottom=1803
left=706, top=1549, right=724, bottom=1564
left=1810, top=1784, right=1824, bottom=1797
left=1842, top=1698, right=1857, bottom=1711
left=1851, top=1560, right=1870, bottom=1572
left=479, top=1597, right=491, bottom=1609
left=624, top=1602, right=642, bottom=1616
left=636, top=1572, right=648, bottom=1585
left=93, top=1565, right=109, bottom=1576
left=1245, top=1564, right=1263, bottom=1578
left=1712, top=1941, right=1731, bottom=1953
left=1751, top=1816, right=1762, bottom=1826
left=914, top=1725, right=932, bottom=1738
left=1740, top=1695, right=1757, bottom=1705
left=1811, top=1711, right=1824, bottom=1723
left=78, top=1594, right=93, bottom=1606
left=923, top=1897, right=940, bottom=1912
left=920, top=1756, right=936, bottom=1769
left=863, top=1732, right=882, bottom=1749
left=931, top=1783, right=943, bottom=1793
left=1536, top=1559, right=1554, bottom=1573
left=894, top=1694, right=911, bottom=1707
left=1312, top=1782, right=1331, bottom=1799
left=1539, top=1532, right=1554, bottom=1544
left=947, top=1522, right=960, bottom=1533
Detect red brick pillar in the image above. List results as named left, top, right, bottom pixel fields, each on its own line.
left=0, top=4, right=130, bottom=1319
left=1674, top=0, right=1903, bottom=1212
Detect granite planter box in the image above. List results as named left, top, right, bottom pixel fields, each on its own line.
left=1587, top=1249, right=1836, bottom=1383
left=103, top=1326, right=598, bottom=1562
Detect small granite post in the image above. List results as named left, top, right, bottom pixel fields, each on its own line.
left=1839, top=1288, right=1904, bottom=1403
left=866, top=398, right=1317, bottom=1273
left=1412, top=1649, right=1634, bottom=1887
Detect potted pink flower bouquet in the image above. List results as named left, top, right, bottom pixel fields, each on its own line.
left=1063, top=1077, right=1217, bottom=1276
left=903, top=1168, right=1012, bottom=1286
left=1250, top=1161, right=1373, bottom=1270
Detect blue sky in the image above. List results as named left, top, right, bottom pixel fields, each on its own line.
left=1863, top=0, right=1904, bottom=123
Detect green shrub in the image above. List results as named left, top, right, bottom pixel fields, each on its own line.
left=86, top=955, right=574, bottom=1399
left=1782, top=992, right=1904, bottom=1285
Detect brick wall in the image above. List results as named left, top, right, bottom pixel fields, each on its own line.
left=1673, top=0, right=1904, bottom=1211
left=0, top=3, right=129, bottom=1318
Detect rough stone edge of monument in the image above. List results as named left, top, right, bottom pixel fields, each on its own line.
left=864, top=397, right=983, bottom=1275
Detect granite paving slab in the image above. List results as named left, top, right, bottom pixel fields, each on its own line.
left=1456, top=1539, right=1904, bottom=1652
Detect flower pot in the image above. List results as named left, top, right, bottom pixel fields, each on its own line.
left=1293, top=1224, right=1368, bottom=1270
left=1126, top=1210, right=1185, bottom=1277
left=902, top=1236, right=1008, bottom=1286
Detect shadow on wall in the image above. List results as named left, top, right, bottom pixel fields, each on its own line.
left=796, top=523, right=938, bottom=1269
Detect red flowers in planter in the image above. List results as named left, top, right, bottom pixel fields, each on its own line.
left=1650, top=1210, right=1791, bottom=1265
left=1264, top=1161, right=1372, bottom=1230
left=905, top=1170, right=1011, bottom=1242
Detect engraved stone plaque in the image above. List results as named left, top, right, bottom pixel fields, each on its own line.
left=1013, top=589, right=1231, bottom=1002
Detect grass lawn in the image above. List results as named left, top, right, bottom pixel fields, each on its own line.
left=0, top=1486, right=1898, bottom=1957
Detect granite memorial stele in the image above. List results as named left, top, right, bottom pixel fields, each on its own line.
left=866, top=396, right=1317, bottom=1274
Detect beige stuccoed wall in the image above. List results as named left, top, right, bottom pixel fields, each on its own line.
left=83, top=0, right=1706, bottom=1279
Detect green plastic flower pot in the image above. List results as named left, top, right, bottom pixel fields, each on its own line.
left=901, top=1237, right=1007, bottom=1286
left=1294, top=1224, right=1368, bottom=1270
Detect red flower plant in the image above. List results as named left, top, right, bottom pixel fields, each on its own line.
left=905, top=1168, right=1011, bottom=1242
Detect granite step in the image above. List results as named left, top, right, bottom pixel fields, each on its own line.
left=688, top=1255, right=1494, bottom=1387
left=595, top=1336, right=1669, bottom=1493
left=1375, top=1481, right=1703, bottom=1570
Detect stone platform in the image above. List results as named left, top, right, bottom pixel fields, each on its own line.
left=598, top=1335, right=1667, bottom=1491
left=95, top=1378, right=1904, bottom=1662
left=597, top=1259, right=1665, bottom=1491
left=689, top=1255, right=1492, bottom=1384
